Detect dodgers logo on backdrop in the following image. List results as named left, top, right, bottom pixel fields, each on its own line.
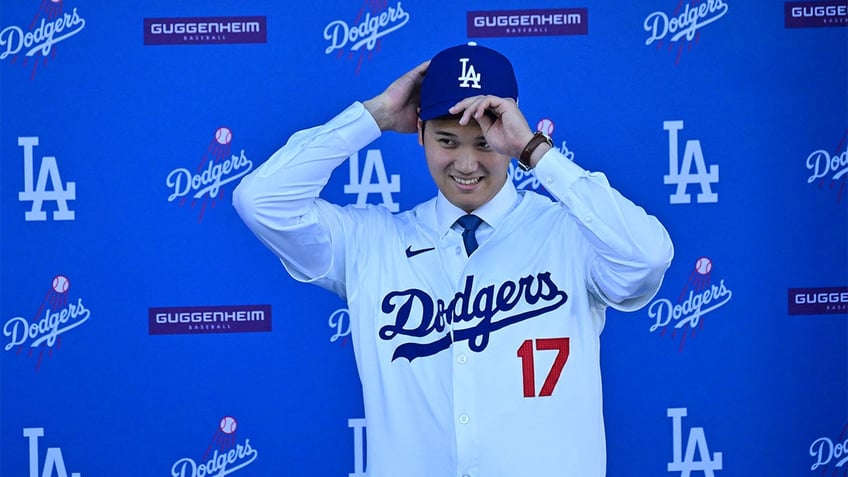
left=663, top=120, right=719, bottom=204
left=3, top=275, right=91, bottom=371
left=323, top=1, right=410, bottom=74
left=804, top=129, right=847, bottom=202
left=667, top=408, right=723, bottom=476
left=647, top=257, right=733, bottom=351
left=0, top=3, right=86, bottom=79
left=785, top=1, right=848, bottom=28
left=166, top=127, right=254, bottom=222
left=344, top=149, right=401, bottom=211
left=17, top=136, right=76, bottom=221
left=170, top=417, right=258, bottom=477
left=22, top=427, right=82, bottom=477
left=809, top=424, right=848, bottom=473
left=329, top=308, right=352, bottom=345
left=509, top=162, right=543, bottom=192
left=644, top=1, right=729, bottom=64
left=467, top=8, right=588, bottom=38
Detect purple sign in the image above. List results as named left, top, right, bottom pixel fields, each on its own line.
left=149, top=304, right=272, bottom=335
left=785, top=1, right=848, bottom=28
left=143, top=16, right=267, bottom=45
left=788, top=287, right=848, bottom=315
left=467, top=8, right=588, bottom=38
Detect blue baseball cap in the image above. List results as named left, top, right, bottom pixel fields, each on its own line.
left=419, top=42, right=518, bottom=121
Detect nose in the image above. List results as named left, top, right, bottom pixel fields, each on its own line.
left=454, top=148, right=478, bottom=174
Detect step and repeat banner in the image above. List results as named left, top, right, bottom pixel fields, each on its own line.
left=2, top=1, right=846, bottom=475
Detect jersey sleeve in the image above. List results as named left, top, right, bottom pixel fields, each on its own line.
left=232, top=102, right=381, bottom=297
left=532, top=148, right=674, bottom=311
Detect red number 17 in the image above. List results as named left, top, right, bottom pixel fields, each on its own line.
left=516, top=338, right=570, bottom=398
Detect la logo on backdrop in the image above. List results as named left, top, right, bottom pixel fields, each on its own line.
left=667, top=408, right=723, bottom=476
left=2, top=274, right=91, bottom=371
left=346, top=418, right=367, bottom=476
left=323, top=0, right=410, bottom=74
left=21, top=427, right=83, bottom=477
left=17, top=136, right=77, bottom=221
left=344, top=148, right=401, bottom=212
left=663, top=120, right=719, bottom=205
left=165, top=127, right=254, bottom=222
left=0, top=0, right=87, bottom=79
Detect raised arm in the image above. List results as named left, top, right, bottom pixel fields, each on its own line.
left=232, top=61, right=430, bottom=293
left=449, top=94, right=673, bottom=310
left=363, top=60, right=429, bottom=133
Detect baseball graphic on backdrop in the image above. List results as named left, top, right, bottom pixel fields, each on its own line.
left=215, top=127, right=232, bottom=145
left=536, top=118, right=555, bottom=136
left=52, top=275, right=70, bottom=293
left=219, top=416, right=238, bottom=434
left=695, top=257, right=712, bottom=275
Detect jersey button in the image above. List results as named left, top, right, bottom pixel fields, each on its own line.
left=457, top=354, right=467, bottom=364
left=459, top=414, right=469, bottom=424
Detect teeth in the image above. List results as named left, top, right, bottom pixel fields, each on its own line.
left=453, top=176, right=481, bottom=185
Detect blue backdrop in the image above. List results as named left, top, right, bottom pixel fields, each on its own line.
left=2, top=1, right=846, bottom=476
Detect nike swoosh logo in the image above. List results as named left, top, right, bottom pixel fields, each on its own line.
left=405, top=246, right=435, bottom=258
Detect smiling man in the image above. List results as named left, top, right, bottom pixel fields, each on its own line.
left=233, top=43, right=674, bottom=477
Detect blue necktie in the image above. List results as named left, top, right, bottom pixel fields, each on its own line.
left=456, top=214, right=483, bottom=256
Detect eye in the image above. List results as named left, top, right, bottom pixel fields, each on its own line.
left=476, top=140, right=491, bottom=150
left=437, top=137, right=457, bottom=147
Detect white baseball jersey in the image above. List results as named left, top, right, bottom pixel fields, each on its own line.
left=234, top=102, right=673, bottom=477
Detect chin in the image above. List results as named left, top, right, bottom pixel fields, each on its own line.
left=454, top=199, right=482, bottom=213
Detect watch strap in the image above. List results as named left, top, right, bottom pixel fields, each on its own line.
left=518, top=131, right=553, bottom=170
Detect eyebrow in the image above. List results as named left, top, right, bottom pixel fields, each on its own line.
left=432, top=130, right=486, bottom=141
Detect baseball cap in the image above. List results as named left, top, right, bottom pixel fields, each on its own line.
left=419, top=42, right=518, bottom=121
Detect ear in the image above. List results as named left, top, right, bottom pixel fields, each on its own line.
left=417, top=119, right=424, bottom=146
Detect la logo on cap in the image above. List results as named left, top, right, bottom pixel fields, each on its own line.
left=458, top=58, right=481, bottom=89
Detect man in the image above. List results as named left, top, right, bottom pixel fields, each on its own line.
left=233, top=43, right=673, bottom=477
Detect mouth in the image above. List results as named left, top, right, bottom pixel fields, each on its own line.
left=451, top=175, right=482, bottom=186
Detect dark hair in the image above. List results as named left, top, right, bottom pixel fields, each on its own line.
left=420, top=113, right=463, bottom=134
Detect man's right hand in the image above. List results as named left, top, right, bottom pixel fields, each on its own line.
left=363, top=60, right=429, bottom=134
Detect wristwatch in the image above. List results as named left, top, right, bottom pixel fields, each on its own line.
left=518, top=131, right=553, bottom=171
